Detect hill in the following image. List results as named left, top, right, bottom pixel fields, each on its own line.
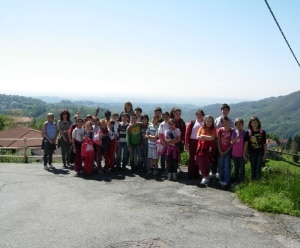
left=0, top=91, right=300, bottom=138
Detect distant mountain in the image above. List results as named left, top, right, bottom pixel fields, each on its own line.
left=1, top=91, right=300, bottom=138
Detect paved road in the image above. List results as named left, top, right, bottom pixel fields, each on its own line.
left=0, top=163, right=299, bottom=248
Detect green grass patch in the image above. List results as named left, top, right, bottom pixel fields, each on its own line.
left=235, top=160, right=300, bottom=217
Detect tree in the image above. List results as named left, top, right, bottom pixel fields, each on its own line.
left=0, top=115, right=5, bottom=130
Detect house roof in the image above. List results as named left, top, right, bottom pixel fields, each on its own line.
left=0, top=126, right=42, bottom=148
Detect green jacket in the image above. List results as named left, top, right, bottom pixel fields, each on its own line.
left=126, top=123, right=141, bottom=147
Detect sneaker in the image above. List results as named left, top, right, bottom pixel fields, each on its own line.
left=153, top=170, right=159, bottom=176
left=48, top=164, right=54, bottom=169
left=44, top=165, right=48, bottom=170
left=162, top=171, right=167, bottom=177
left=74, top=172, right=80, bottom=177
left=200, top=178, right=206, bottom=185
left=219, top=181, right=227, bottom=187
left=146, top=170, right=153, bottom=175
left=204, top=177, right=210, bottom=184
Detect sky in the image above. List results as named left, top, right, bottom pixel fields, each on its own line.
left=0, top=0, right=299, bottom=104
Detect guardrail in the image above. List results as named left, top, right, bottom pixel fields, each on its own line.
left=1, top=138, right=299, bottom=166
left=0, top=137, right=60, bottom=163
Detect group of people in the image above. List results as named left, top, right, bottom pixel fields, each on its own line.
left=41, top=101, right=267, bottom=186
left=185, top=103, right=267, bottom=186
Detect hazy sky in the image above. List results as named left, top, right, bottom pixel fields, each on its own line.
left=0, top=0, right=299, bottom=103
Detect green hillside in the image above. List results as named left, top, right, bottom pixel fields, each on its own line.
left=0, top=91, right=299, bottom=138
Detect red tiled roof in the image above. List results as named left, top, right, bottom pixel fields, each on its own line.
left=0, top=126, right=42, bottom=148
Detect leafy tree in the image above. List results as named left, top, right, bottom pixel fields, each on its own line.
left=286, top=137, right=292, bottom=150
left=0, top=115, right=5, bottom=130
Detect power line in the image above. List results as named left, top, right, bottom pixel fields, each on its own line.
left=264, top=0, right=300, bottom=68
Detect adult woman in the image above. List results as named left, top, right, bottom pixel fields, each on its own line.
left=42, top=113, right=58, bottom=170
left=185, top=109, right=205, bottom=179
left=57, top=109, right=72, bottom=168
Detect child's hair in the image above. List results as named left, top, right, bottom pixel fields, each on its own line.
left=248, top=116, right=261, bottom=130
left=130, top=113, right=137, bottom=118
left=85, top=121, right=93, bottom=127
left=195, top=109, right=205, bottom=116
left=108, top=119, right=115, bottom=125
left=234, top=118, right=244, bottom=126
left=99, top=119, right=106, bottom=126
left=168, top=118, right=176, bottom=125
left=76, top=117, right=84, bottom=123
left=203, top=115, right=215, bottom=129
left=221, top=116, right=229, bottom=123
left=141, top=114, right=149, bottom=121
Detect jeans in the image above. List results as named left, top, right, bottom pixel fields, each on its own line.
left=249, top=152, right=263, bottom=180
left=218, top=151, right=232, bottom=184
left=141, top=140, right=148, bottom=171
left=167, top=157, right=178, bottom=173
left=129, top=144, right=142, bottom=171
left=43, top=139, right=54, bottom=166
left=116, top=142, right=129, bottom=168
left=160, top=154, right=166, bottom=171
left=211, top=145, right=219, bottom=174
left=232, top=156, right=245, bottom=183
left=60, top=139, right=71, bottom=166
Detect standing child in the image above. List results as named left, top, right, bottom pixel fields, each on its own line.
left=244, top=116, right=267, bottom=180
left=140, top=114, right=150, bottom=172
left=72, top=117, right=85, bottom=176
left=165, top=118, right=181, bottom=181
left=231, top=118, right=247, bottom=184
left=126, top=113, right=143, bottom=172
left=107, top=120, right=117, bottom=171
left=217, top=116, right=233, bottom=187
left=82, top=121, right=94, bottom=175
left=146, top=115, right=159, bottom=175
left=99, top=119, right=110, bottom=172
left=196, top=115, right=216, bottom=185
left=116, top=112, right=129, bottom=170
left=157, top=112, right=170, bottom=174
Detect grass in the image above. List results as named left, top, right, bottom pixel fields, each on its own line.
left=234, top=159, right=300, bottom=217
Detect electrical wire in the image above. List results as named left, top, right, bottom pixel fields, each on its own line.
left=264, top=0, right=300, bottom=68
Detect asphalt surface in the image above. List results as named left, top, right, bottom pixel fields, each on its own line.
left=0, top=163, right=299, bottom=248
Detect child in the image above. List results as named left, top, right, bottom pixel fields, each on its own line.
left=165, top=118, right=181, bottom=180
left=231, top=118, right=247, bottom=183
left=217, top=116, right=233, bottom=187
left=157, top=112, right=170, bottom=174
left=82, top=121, right=94, bottom=175
left=107, top=119, right=117, bottom=171
left=99, top=119, right=110, bottom=172
left=126, top=113, right=143, bottom=172
left=146, top=115, right=159, bottom=175
left=140, top=114, right=150, bottom=172
left=116, top=112, right=129, bottom=170
left=244, top=116, right=267, bottom=180
left=196, top=115, right=216, bottom=185
left=92, top=117, right=103, bottom=174
left=72, top=117, right=85, bottom=176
